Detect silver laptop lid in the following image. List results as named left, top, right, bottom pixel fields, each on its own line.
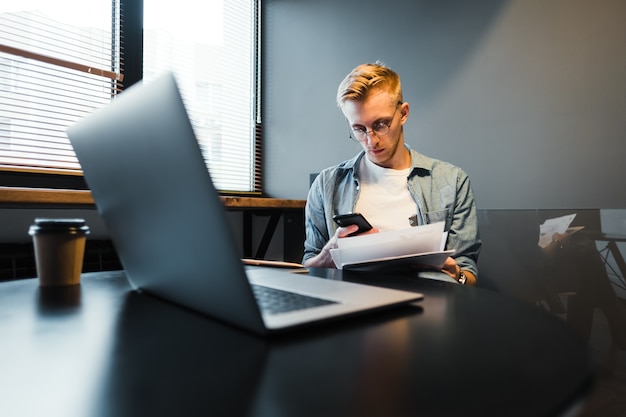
left=68, top=74, right=266, bottom=333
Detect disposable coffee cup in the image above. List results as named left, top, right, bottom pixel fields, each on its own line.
left=29, top=218, right=90, bottom=287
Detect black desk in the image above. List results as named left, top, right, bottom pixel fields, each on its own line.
left=0, top=270, right=593, bottom=417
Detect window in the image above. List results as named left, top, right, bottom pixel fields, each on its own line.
left=143, top=0, right=261, bottom=193
left=0, top=0, right=122, bottom=173
left=0, top=0, right=261, bottom=194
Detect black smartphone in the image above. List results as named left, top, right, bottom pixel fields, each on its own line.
left=333, top=213, right=373, bottom=236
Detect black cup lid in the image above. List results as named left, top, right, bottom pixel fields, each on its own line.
left=29, top=218, right=90, bottom=235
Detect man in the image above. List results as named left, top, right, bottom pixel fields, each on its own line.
left=302, top=62, right=480, bottom=286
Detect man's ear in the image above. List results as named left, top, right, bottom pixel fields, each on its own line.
left=400, top=102, right=410, bottom=122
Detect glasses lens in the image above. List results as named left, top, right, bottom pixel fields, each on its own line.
left=373, top=123, right=390, bottom=136
left=350, top=129, right=366, bottom=141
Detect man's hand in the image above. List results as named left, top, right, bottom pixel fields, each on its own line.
left=303, top=225, right=379, bottom=268
left=441, top=257, right=477, bottom=286
left=542, top=231, right=571, bottom=256
left=441, top=257, right=459, bottom=279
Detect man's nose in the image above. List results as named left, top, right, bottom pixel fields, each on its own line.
left=364, top=130, right=380, bottom=145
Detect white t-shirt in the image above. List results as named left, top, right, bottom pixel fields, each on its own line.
left=354, top=156, right=416, bottom=232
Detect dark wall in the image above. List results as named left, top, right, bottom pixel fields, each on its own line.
left=262, top=0, right=626, bottom=209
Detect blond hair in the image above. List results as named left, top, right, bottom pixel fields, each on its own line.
left=336, top=61, right=403, bottom=107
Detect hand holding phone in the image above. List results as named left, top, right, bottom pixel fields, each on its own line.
left=333, top=213, right=373, bottom=237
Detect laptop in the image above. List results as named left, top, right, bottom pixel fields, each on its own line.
left=66, top=73, right=423, bottom=334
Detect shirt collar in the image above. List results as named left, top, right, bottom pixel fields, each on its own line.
left=341, top=145, right=434, bottom=177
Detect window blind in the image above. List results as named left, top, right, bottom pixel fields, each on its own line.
left=0, top=1, right=123, bottom=173
left=143, top=0, right=261, bottom=193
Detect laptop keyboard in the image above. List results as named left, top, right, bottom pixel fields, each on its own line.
left=251, top=284, right=338, bottom=315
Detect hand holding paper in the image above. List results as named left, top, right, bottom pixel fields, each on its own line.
left=330, top=222, right=453, bottom=270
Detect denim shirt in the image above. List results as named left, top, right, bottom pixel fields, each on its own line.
left=303, top=146, right=481, bottom=280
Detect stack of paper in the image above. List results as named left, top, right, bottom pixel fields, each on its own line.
left=330, top=222, right=454, bottom=270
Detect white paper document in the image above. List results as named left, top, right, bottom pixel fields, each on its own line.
left=330, top=222, right=453, bottom=270
left=538, top=213, right=583, bottom=248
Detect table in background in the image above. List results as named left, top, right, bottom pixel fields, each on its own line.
left=0, top=269, right=593, bottom=417
left=223, top=196, right=305, bottom=262
left=0, top=187, right=306, bottom=262
left=587, top=231, right=626, bottom=292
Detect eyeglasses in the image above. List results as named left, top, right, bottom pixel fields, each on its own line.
left=348, top=102, right=402, bottom=142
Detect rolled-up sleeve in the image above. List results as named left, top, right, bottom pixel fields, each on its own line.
left=303, top=175, right=330, bottom=263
